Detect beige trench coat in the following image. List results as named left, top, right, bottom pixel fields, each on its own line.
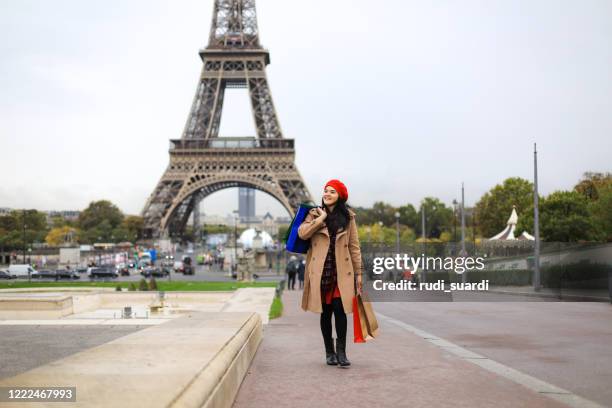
left=298, top=208, right=363, bottom=314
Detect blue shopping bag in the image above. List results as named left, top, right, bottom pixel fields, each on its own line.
left=285, top=203, right=317, bottom=254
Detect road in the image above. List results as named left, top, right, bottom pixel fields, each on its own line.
left=375, top=299, right=612, bottom=407
left=8, top=264, right=285, bottom=283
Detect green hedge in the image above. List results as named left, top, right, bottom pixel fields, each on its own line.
left=269, top=296, right=283, bottom=320
left=541, top=263, right=611, bottom=290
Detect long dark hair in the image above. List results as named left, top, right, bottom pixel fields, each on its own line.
left=321, top=197, right=350, bottom=234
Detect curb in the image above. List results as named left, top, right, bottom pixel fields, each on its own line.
left=170, top=312, right=263, bottom=408
left=487, top=289, right=610, bottom=303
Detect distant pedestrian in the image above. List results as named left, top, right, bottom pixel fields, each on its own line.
left=286, top=255, right=298, bottom=290
left=298, top=257, right=305, bottom=290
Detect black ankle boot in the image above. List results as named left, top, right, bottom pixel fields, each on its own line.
left=336, top=336, right=351, bottom=367
left=323, top=334, right=338, bottom=365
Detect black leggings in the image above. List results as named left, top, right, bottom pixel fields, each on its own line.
left=320, top=297, right=347, bottom=340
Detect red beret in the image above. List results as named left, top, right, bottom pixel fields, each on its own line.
left=324, top=179, right=348, bottom=201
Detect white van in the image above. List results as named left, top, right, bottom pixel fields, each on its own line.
left=7, top=264, right=37, bottom=278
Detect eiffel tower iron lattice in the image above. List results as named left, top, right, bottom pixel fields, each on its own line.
left=142, top=0, right=313, bottom=239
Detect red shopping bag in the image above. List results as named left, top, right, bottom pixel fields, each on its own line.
left=353, top=296, right=366, bottom=343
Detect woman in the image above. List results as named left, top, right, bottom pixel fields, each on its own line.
left=298, top=179, right=363, bottom=368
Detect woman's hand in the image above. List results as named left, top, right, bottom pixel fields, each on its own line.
left=356, top=275, right=363, bottom=295
left=314, top=207, right=327, bottom=222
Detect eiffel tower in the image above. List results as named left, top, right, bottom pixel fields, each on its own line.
left=142, top=0, right=312, bottom=239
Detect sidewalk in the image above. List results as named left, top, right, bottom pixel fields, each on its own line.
left=232, top=289, right=569, bottom=408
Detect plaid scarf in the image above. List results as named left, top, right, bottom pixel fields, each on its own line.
left=320, top=229, right=338, bottom=296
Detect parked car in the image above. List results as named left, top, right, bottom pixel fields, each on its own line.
left=55, top=269, right=80, bottom=280
left=173, top=261, right=184, bottom=273
left=116, top=263, right=130, bottom=276
left=152, top=267, right=169, bottom=277
left=0, top=270, right=15, bottom=279
left=32, top=270, right=57, bottom=279
left=76, top=267, right=88, bottom=274
left=7, top=264, right=37, bottom=278
left=183, top=264, right=194, bottom=275
left=88, top=267, right=118, bottom=279
left=141, top=267, right=168, bottom=278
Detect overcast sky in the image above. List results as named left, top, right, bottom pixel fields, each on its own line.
left=1, top=0, right=610, bottom=218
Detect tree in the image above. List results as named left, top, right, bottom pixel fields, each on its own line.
left=589, top=185, right=612, bottom=241
left=352, top=202, right=416, bottom=229
left=398, top=204, right=418, bottom=230
left=400, top=227, right=416, bottom=244
left=574, top=172, right=612, bottom=201
left=45, top=226, right=79, bottom=246
left=50, top=215, right=75, bottom=229
left=0, top=210, right=48, bottom=250
left=352, top=206, right=372, bottom=225
left=121, top=216, right=144, bottom=242
left=415, top=197, right=453, bottom=239
left=78, top=201, right=124, bottom=243
left=439, top=231, right=452, bottom=242
left=475, top=177, right=533, bottom=238
left=277, top=225, right=289, bottom=241
left=352, top=202, right=395, bottom=226
left=78, top=201, right=123, bottom=231
left=358, top=223, right=405, bottom=245
left=370, top=202, right=398, bottom=226
left=517, top=191, right=594, bottom=242
left=203, top=224, right=233, bottom=234
left=79, top=219, right=115, bottom=244
left=111, top=226, right=130, bottom=243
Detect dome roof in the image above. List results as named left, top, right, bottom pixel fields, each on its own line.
left=238, top=228, right=274, bottom=249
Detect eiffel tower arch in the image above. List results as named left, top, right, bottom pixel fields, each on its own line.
left=142, top=0, right=313, bottom=239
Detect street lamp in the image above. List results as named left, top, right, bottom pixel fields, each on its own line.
left=22, top=209, right=27, bottom=264
left=533, top=143, right=541, bottom=291
left=111, top=235, right=115, bottom=268
left=420, top=204, right=427, bottom=282
left=27, top=247, right=32, bottom=283
left=378, top=221, right=383, bottom=246
left=394, top=211, right=400, bottom=253
left=460, top=184, right=466, bottom=256
left=452, top=199, right=458, bottom=244
left=98, top=236, right=102, bottom=266
left=460, top=183, right=467, bottom=284
left=420, top=205, right=426, bottom=241
left=232, top=210, right=239, bottom=276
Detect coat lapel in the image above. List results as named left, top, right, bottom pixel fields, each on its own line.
left=317, top=225, right=348, bottom=239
